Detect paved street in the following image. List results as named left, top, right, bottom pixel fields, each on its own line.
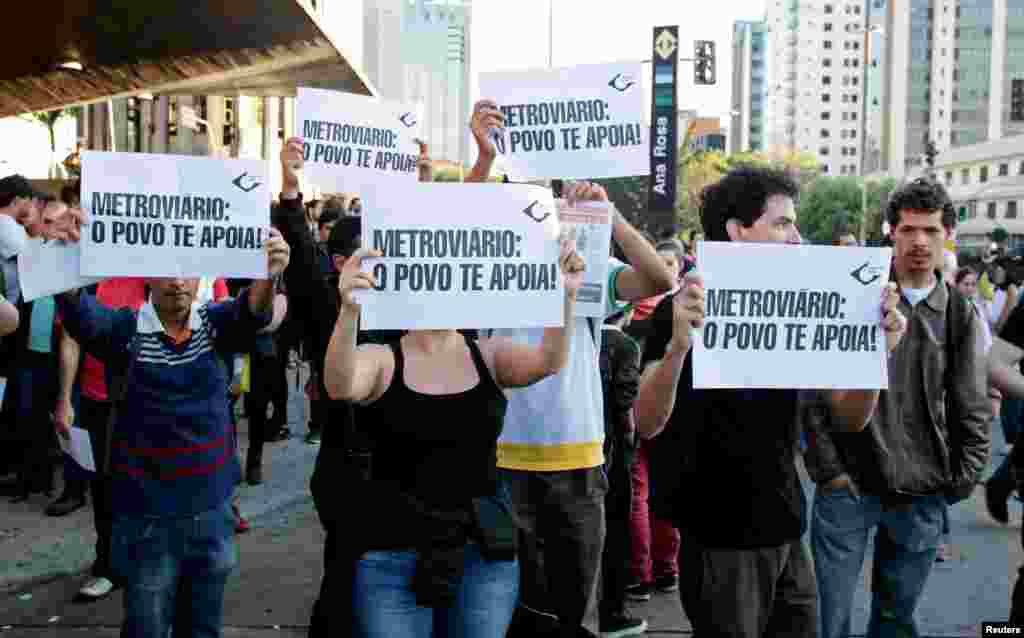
left=0, top=372, right=1020, bottom=636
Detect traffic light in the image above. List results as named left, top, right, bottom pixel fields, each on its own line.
left=1012, top=78, right=1024, bottom=122
left=694, top=40, right=716, bottom=85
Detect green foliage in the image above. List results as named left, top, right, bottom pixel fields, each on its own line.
left=797, top=177, right=865, bottom=244
left=24, top=107, right=82, bottom=152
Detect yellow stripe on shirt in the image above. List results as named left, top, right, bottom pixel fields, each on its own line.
left=497, top=441, right=605, bottom=472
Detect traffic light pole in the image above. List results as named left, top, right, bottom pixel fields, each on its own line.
left=646, top=28, right=716, bottom=240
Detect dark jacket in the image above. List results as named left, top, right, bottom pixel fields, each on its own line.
left=804, top=280, right=991, bottom=501
left=600, top=325, right=640, bottom=458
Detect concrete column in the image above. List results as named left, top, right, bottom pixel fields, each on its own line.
left=138, top=98, right=152, bottom=153
left=282, top=96, right=295, bottom=141
left=234, top=96, right=262, bottom=159
left=205, top=96, right=226, bottom=157
left=263, top=97, right=283, bottom=196
left=111, top=98, right=129, bottom=153
left=152, top=97, right=170, bottom=153
left=174, top=96, right=195, bottom=155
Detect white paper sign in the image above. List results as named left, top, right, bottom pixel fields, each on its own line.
left=296, top=88, right=423, bottom=193
left=355, top=183, right=563, bottom=330
left=80, top=152, right=270, bottom=279
left=557, top=200, right=612, bottom=318
left=17, top=239, right=102, bottom=302
left=693, top=242, right=893, bottom=390
left=59, top=426, right=96, bottom=472
left=479, top=62, right=648, bottom=181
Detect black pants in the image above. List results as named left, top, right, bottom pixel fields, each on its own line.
left=80, top=398, right=115, bottom=579
left=599, top=440, right=635, bottom=622
left=678, top=535, right=817, bottom=638
left=502, top=466, right=607, bottom=638
left=244, top=353, right=283, bottom=464
left=12, top=351, right=58, bottom=493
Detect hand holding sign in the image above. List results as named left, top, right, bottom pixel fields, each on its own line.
left=560, top=239, right=586, bottom=297
left=564, top=180, right=609, bottom=205
left=265, top=228, right=291, bottom=277
left=880, top=283, right=907, bottom=353
left=671, top=272, right=705, bottom=354
left=41, top=203, right=88, bottom=242
left=470, top=99, right=505, bottom=159
left=339, top=249, right=383, bottom=307
left=281, top=137, right=304, bottom=191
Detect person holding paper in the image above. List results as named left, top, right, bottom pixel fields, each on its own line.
left=634, top=166, right=909, bottom=638
left=467, top=99, right=675, bottom=638
left=324, top=238, right=583, bottom=638
left=54, top=230, right=290, bottom=638
left=0, top=292, right=15, bottom=336
left=807, top=178, right=990, bottom=638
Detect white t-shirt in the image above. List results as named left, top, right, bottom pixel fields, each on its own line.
left=903, top=284, right=936, bottom=308
left=494, top=257, right=629, bottom=471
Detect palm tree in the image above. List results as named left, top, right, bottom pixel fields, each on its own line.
left=25, top=107, right=82, bottom=178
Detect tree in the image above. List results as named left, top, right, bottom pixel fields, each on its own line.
left=26, top=107, right=81, bottom=153
left=797, top=176, right=866, bottom=244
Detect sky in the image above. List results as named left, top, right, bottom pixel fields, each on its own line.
left=470, top=0, right=767, bottom=126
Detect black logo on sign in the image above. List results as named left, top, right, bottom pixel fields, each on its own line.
left=523, top=200, right=551, bottom=223
left=232, top=172, right=262, bottom=193
left=608, top=73, right=636, bottom=92
left=399, top=112, right=418, bottom=128
left=851, top=262, right=883, bottom=286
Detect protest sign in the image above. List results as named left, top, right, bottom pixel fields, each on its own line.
left=296, top=88, right=423, bottom=193
left=18, top=239, right=102, bottom=302
left=557, top=200, right=612, bottom=317
left=479, top=62, right=647, bottom=181
left=80, top=151, right=270, bottom=279
left=354, top=183, right=563, bottom=330
left=59, top=426, right=97, bottom=472
left=693, top=242, right=893, bottom=390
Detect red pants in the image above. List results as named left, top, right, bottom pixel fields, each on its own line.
left=630, top=439, right=680, bottom=583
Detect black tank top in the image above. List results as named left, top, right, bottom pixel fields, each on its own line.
left=361, top=335, right=508, bottom=509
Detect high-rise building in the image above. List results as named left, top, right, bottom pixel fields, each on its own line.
left=365, top=0, right=472, bottom=167
left=764, top=0, right=869, bottom=176
left=730, top=20, right=769, bottom=153
left=881, top=0, right=1024, bottom=177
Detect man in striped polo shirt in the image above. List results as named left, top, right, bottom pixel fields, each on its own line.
left=56, top=232, right=290, bottom=638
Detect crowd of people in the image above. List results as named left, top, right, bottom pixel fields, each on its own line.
left=0, top=97, right=1020, bottom=638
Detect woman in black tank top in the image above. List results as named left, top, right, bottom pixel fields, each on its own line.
left=324, top=242, right=585, bottom=638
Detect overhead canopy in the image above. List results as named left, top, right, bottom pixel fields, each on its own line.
left=0, top=0, right=375, bottom=118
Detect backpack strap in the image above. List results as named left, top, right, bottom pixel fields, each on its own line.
left=102, top=334, right=142, bottom=475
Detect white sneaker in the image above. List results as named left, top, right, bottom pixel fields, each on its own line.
left=78, top=577, right=114, bottom=599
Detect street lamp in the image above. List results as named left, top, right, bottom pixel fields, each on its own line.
left=852, top=24, right=885, bottom=243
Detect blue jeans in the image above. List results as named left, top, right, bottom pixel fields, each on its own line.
left=811, top=487, right=945, bottom=638
left=111, top=502, right=238, bottom=638
left=353, top=543, right=519, bottom=638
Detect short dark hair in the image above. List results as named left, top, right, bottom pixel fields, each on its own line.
left=941, top=200, right=957, bottom=231
left=955, top=266, right=977, bottom=285
left=60, top=181, right=80, bottom=205
left=0, top=174, right=44, bottom=208
left=700, top=165, right=799, bottom=242
left=318, top=207, right=342, bottom=230
left=327, top=216, right=361, bottom=258
left=887, top=177, right=952, bottom=228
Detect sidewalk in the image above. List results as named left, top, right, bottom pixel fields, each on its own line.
left=0, top=364, right=318, bottom=594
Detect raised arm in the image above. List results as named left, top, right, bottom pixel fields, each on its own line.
left=324, top=249, right=392, bottom=403
left=57, top=289, right=136, bottom=363
left=563, top=182, right=674, bottom=302
left=465, top=100, right=504, bottom=183
left=0, top=295, right=16, bottom=336
left=482, top=242, right=584, bottom=387
left=247, top=227, right=290, bottom=317
left=635, top=278, right=702, bottom=439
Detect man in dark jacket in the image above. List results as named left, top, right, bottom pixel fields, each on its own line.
left=598, top=311, right=645, bottom=636
left=274, top=137, right=397, bottom=637
left=805, top=178, right=990, bottom=638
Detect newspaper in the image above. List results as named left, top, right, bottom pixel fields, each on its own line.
left=557, top=200, right=613, bottom=318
